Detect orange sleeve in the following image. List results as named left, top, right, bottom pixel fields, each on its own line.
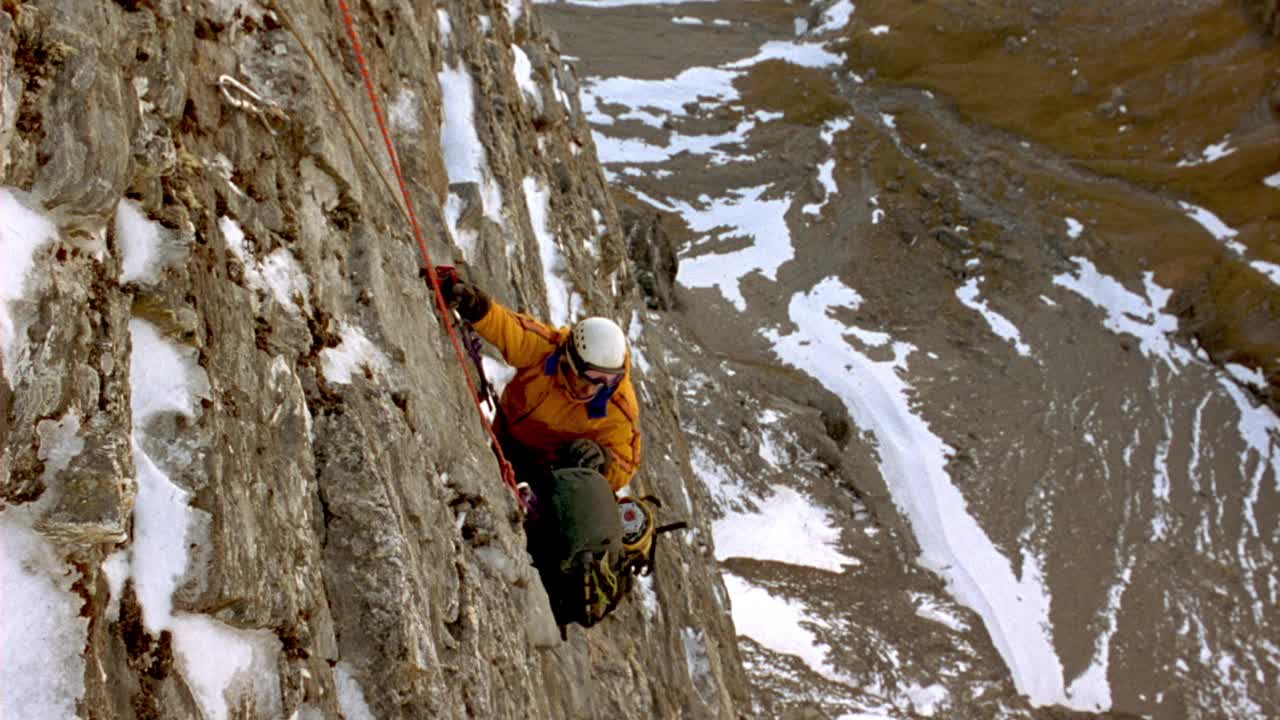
left=601, top=386, right=642, bottom=491
left=603, top=431, right=641, bottom=491
left=471, top=301, right=561, bottom=369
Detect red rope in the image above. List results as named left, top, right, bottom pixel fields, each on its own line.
left=337, top=0, right=523, bottom=508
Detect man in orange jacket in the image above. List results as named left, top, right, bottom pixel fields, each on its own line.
left=441, top=275, right=641, bottom=492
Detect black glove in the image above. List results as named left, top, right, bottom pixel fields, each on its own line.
left=432, top=268, right=491, bottom=322
left=450, top=282, right=490, bottom=322
left=559, top=438, right=610, bottom=474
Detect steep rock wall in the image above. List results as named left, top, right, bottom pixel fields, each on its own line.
left=1261, top=0, right=1280, bottom=35
left=0, top=1, right=748, bottom=718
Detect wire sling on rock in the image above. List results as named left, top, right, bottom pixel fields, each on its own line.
left=336, top=0, right=524, bottom=510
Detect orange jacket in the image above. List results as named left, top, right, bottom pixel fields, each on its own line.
left=472, top=302, right=641, bottom=491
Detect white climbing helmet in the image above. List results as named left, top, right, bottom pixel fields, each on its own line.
left=569, top=316, right=628, bottom=374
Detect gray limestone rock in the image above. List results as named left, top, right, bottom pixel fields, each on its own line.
left=0, top=0, right=749, bottom=717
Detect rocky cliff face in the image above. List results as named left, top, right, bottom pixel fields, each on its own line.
left=1260, top=0, right=1280, bottom=36
left=0, top=1, right=748, bottom=718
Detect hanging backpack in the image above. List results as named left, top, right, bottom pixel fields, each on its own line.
left=525, top=469, right=688, bottom=639
left=525, top=467, right=626, bottom=637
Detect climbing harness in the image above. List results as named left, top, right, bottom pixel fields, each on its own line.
left=331, top=0, right=524, bottom=509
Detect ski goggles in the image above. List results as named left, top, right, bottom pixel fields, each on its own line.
left=564, top=343, right=623, bottom=386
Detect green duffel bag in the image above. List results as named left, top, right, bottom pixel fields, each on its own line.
left=525, top=467, right=626, bottom=636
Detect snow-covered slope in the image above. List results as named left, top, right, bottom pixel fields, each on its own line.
left=539, top=0, right=1280, bottom=716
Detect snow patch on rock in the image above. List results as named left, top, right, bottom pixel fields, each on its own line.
left=0, top=188, right=57, bottom=380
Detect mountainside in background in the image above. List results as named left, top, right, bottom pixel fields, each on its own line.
left=1, top=1, right=750, bottom=718
left=3, top=0, right=1279, bottom=718
left=539, top=0, right=1279, bottom=718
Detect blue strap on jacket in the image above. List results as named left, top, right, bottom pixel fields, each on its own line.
left=544, top=349, right=617, bottom=419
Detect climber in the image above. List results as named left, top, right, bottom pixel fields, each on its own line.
left=436, top=270, right=642, bottom=494
left=434, top=270, right=685, bottom=635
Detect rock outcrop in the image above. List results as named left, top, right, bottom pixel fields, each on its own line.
left=0, top=1, right=748, bottom=718
left=1263, top=0, right=1280, bottom=36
